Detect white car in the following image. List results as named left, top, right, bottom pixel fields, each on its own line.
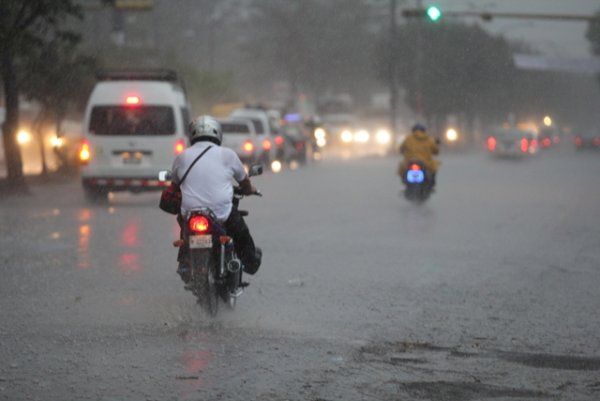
left=80, top=70, right=191, bottom=201
left=229, top=108, right=277, bottom=164
left=486, top=128, right=538, bottom=158
left=219, top=118, right=259, bottom=165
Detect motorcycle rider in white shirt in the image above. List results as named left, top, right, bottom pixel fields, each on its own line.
left=172, top=116, right=262, bottom=283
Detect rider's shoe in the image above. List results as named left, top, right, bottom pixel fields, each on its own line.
left=177, top=263, right=191, bottom=284
left=243, top=247, right=262, bottom=275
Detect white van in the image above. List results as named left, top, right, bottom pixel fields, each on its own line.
left=80, top=70, right=191, bottom=201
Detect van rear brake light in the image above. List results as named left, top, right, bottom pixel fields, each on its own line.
left=125, top=95, right=141, bottom=105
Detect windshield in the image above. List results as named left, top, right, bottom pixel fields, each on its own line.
left=89, top=106, right=175, bottom=136
left=221, top=123, right=251, bottom=135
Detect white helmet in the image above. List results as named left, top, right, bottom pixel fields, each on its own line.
left=189, top=115, right=222, bottom=145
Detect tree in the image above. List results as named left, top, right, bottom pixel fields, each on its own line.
left=586, top=9, right=600, bottom=86
left=21, top=38, right=96, bottom=175
left=376, top=22, right=516, bottom=128
left=0, top=1, right=81, bottom=188
left=242, top=0, right=374, bottom=106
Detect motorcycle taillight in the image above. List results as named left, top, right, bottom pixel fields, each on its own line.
left=189, top=215, right=210, bottom=234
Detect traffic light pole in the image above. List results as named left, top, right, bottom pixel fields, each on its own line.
left=401, top=8, right=600, bottom=22
left=389, top=0, right=398, bottom=143
left=414, top=0, right=424, bottom=121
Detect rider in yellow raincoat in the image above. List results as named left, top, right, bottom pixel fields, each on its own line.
left=398, top=124, right=440, bottom=185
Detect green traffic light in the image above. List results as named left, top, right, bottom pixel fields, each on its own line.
left=426, top=5, right=442, bottom=22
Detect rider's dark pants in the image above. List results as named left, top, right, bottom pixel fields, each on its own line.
left=223, top=207, right=260, bottom=274
left=177, top=206, right=260, bottom=275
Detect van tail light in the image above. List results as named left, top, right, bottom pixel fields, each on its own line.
left=274, top=136, right=284, bottom=146
left=541, top=137, right=551, bottom=148
left=530, top=138, right=538, bottom=150
left=79, top=140, right=91, bottom=164
left=262, top=139, right=272, bottom=151
left=243, top=141, right=254, bottom=153
left=125, top=95, right=141, bottom=105
left=487, top=136, right=496, bottom=152
left=520, top=138, right=529, bottom=153
left=189, top=215, right=210, bottom=234
left=174, top=139, right=185, bottom=155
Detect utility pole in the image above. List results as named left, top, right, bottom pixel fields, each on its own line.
left=414, top=0, right=424, bottom=121
left=389, top=0, right=398, bottom=142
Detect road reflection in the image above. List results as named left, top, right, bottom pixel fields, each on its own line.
left=77, top=224, right=91, bottom=269
left=118, top=218, right=142, bottom=274
left=179, top=348, right=212, bottom=397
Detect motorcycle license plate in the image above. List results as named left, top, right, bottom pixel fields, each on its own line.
left=189, top=235, right=212, bottom=249
left=407, top=169, right=425, bottom=184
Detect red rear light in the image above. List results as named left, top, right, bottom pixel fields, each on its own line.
left=262, top=139, right=272, bottom=151
left=125, top=95, right=141, bottom=105
left=530, top=139, right=538, bottom=150
left=574, top=136, right=582, bottom=146
left=189, top=216, right=210, bottom=234
left=275, top=136, right=284, bottom=146
left=243, top=141, right=254, bottom=153
left=487, top=136, right=496, bottom=152
left=79, top=140, right=91, bottom=164
left=174, top=139, right=185, bottom=155
left=594, top=138, right=600, bottom=146
left=542, top=137, right=551, bottom=148
left=410, top=163, right=421, bottom=171
left=520, top=138, right=528, bottom=153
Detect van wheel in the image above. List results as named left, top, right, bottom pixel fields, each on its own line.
left=83, top=187, right=108, bottom=203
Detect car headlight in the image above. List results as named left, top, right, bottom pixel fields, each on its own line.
left=375, top=129, right=391, bottom=145
left=446, top=128, right=458, bottom=142
left=17, top=130, right=32, bottom=145
left=314, top=127, right=326, bottom=141
left=51, top=135, right=64, bottom=148
left=354, top=130, right=369, bottom=143
left=340, top=130, right=353, bottom=143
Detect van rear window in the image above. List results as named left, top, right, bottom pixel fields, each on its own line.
left=222, top=123, right=251, bottom=134
left=89, top=106, right=175, bottom=136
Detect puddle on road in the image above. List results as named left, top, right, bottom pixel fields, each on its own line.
left=396, top=381, right=546, bottom=400
left=497, top=351, right=600, bottom=371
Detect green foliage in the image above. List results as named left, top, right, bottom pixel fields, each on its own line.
left=0, top=0, right=82, bottom=183
left=377, top=22, right=516, bottom=122
left=244, top=0, right=375, bottom=100
left=586, top=10, right=600, bottom=56
left=21, top=39, right=97, bottom=118
left=586, top=10, right=600, bottom=86
left=91, top=44, right=236, bottom=113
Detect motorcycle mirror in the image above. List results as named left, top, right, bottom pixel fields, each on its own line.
left=249, top=164, right=263, bottom=177
left=158, top=170, right=172, bottom=182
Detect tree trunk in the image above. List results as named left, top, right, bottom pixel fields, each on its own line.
left=34, top=109, right=48, bottom=177
left=1, top=51, right=27, bottom=190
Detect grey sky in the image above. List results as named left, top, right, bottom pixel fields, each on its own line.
left=431, top=0, right=599, bottom=57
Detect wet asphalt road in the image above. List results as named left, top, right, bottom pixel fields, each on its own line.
left=1, top=149, right=600, bottom=401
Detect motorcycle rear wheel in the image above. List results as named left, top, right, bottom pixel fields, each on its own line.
left=190, top=250, right=219, bottom=317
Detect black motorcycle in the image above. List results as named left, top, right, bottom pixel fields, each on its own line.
left=159, top=165, right=263, bottom=316
left=403, top=160, right=433, bottom=202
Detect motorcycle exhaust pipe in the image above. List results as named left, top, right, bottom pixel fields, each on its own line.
left=227, top=259, right=241, bottom=274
